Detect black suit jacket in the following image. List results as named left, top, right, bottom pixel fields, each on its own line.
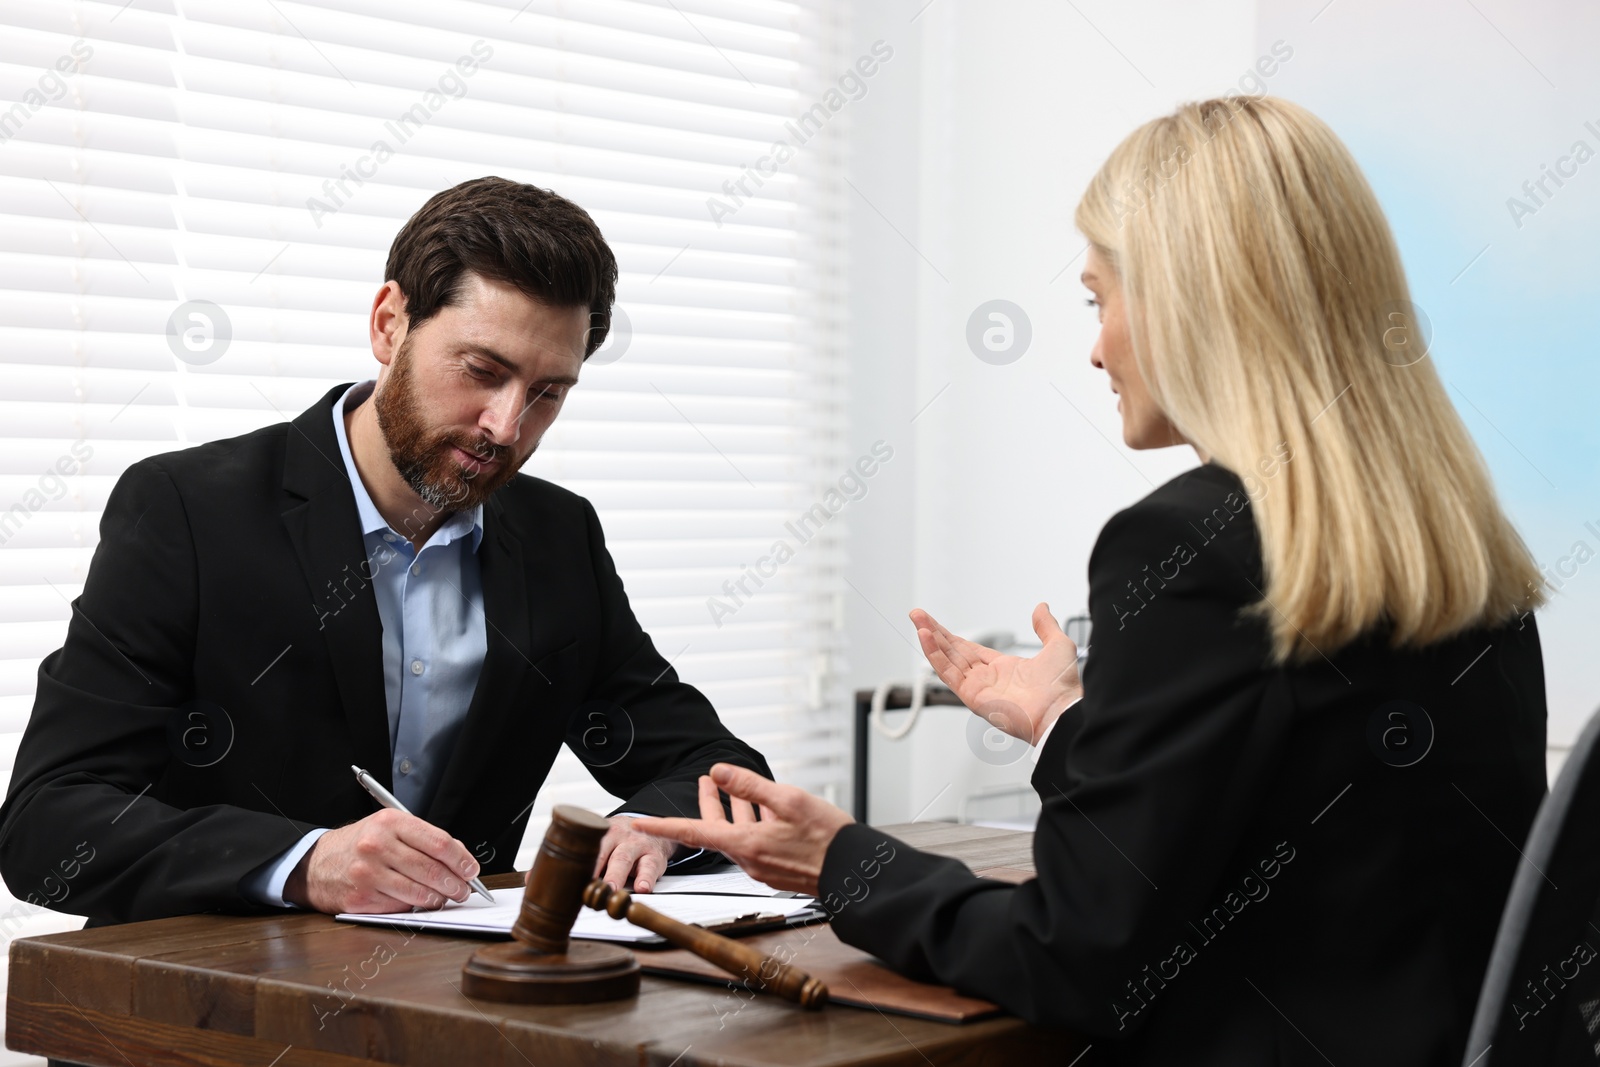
left=0, top=383, right=769, bottom=924
left=820, top=464, right=1546, bottom=1066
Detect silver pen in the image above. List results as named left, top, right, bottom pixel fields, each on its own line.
left=350, top=764, right=495, bottom=903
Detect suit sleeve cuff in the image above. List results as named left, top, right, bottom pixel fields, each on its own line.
left=1029, top=695, right=1083, bottom=764
left=818, top=823, right=918, bottom=926
left=240, top=827, right=330, bottom=908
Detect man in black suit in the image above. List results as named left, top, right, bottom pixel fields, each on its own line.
left=0, top=176, right=769, bottom=924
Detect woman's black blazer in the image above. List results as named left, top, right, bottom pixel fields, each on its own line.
left=820, top=463, right=1547, bottom=1066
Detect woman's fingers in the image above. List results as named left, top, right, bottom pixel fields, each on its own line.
left=912, top=608, right=964, bottom=659
left=709, top=763, right=796, bottom=819
left=932, top=626, right=976, bottom=674
left=944, top=622, right=1004, bottom=666
left=635, top=773, right=853, bottom=900
left=697, top=769, right=762, bottom=824
left=1032, top=601, right=1070, bottom=646
left=730, top=794, right=759, bottom=823
left=917, top=628, right=961, bottom=685
left=631, top=816, right=735, bottom=854
left=697, top=773, right=725, bottom=822
left=653, top=764, right=794, bottom=841
left=920, top=626, right=995, bottom=705
left=912, top=607, right=999, bottom=671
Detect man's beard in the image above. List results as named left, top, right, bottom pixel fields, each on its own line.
left=373, top=338, right=524, bottom=514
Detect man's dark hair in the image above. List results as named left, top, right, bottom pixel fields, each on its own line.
left=384, top=176, right=617, bottom=357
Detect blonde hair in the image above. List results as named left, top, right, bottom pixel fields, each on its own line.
left=1074, top=96, right=1544, bottom=662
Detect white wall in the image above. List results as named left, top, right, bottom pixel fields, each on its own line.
left=844, top=0, right=1594, bottom=821
left=845, top=0, right=1257, bottom=822
left=1253, top=0, right=1600, bottom=759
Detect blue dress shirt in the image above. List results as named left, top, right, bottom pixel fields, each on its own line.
left=241, top=380, right=486, bottom=905
left=241, top=381, right=691, bottom=907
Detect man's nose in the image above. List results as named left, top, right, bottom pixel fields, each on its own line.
left=480, top=389, right=524, bottom=446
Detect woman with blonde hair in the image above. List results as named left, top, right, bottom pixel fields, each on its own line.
left=638, top=96, right=1547, bottom=1064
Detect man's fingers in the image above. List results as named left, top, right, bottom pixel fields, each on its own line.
left=388, top=843, right=471, bottom=903
left=367, top=860, right=454, bottom=910
left=391, top=812, right=479, bottom=882
left=351, top=813, right=474, bottom=905
left=730, top=794, right=758, bottom=823
left=300, top=817, right=482, bottom=914
left=592, top=833, right=617, bottom=878
left=339, top=889, right=415, bottom=914
left=602, top=840, right=644, bottom=891
left=632, top=849, right=667, bottom=893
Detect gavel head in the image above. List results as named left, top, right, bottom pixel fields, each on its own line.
left=462, top=804, right=642, bottom=1004
left=469, top=804, right=828, bottom=1010
left=511, top=804, right=612, bottom=955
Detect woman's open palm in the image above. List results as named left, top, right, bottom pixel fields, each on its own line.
left=910, top=603, right=1083, bottom=744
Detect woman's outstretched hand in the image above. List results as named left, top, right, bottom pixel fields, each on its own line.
left=910, top=602, right=1084, bottom=745
left=631, top=763, right=853, bottom=898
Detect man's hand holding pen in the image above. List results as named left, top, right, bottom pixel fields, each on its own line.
left=284, top=808, right=482, bottom=913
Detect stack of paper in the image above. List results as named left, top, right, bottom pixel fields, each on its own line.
left=649, top=868, right=797, bottom=897
left=337, top=880, right=817, bottom=942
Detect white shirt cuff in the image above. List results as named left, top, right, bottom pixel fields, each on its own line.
left=240, top=827, right=331, bottom=908
left=1029, top=696, right=1083, bottom=764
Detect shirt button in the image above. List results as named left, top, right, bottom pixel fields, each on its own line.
left=410, top=659, right=424, bottom=675
left=383, top=533, right=397, bottom=543
left=411, top=563, right=422, bottom=576
left=398, top=758, right=413, bottom=775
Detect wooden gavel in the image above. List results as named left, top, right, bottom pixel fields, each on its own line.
left=462, top=804, right=828, bottom=1009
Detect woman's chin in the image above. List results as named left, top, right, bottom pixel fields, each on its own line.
left=1122, top=425, right=1165, bottom=451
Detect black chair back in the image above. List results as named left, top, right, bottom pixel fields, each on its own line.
left=1465, top=705, right=1600, bottom=1065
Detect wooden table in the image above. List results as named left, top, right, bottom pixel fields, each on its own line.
left=8, top=822, right=1065, bottom=1066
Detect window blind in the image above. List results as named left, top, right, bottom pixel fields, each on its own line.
left=0, top=0, right=851, bottom=887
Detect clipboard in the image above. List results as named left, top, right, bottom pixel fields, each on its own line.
left=624, top=896, right=830, bottom=948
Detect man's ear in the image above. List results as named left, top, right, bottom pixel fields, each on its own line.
left=370, top=281, right=409, bottom=368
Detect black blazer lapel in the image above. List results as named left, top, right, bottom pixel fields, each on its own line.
left=280, top=384, right=393, bottom=785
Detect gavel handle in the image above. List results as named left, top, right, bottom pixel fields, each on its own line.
left=583, top=880, right=828, bottom=1009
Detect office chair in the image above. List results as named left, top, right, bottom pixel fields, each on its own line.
left=1464, top=705, right=1600, bottom=1065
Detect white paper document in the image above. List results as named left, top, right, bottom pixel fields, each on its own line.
left=336, top=886, right=817, bottom=942
left=650, top=866, right=795, bottom=897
